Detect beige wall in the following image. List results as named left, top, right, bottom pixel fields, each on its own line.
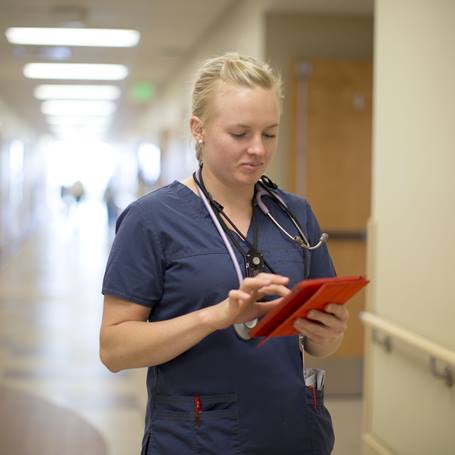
left=0, top=98, right=33, bottom=138
left=364, top=1, right=455, bottom=453
left=265, top=13, right=373, bottom=189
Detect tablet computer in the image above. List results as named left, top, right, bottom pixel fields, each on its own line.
left=249, top=275, right=369, bottom=345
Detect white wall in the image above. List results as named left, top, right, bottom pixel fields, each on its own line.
left=364, top=1, right=455, bottom=453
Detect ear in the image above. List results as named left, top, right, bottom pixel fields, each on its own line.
left=190, top=116, right=204, bottom=143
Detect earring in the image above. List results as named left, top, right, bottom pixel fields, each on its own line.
left=198, top=139, right=203, bottom=144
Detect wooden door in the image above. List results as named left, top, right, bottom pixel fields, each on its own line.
left=290, top=59, right=373, bottom=394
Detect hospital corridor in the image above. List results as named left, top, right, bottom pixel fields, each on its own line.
left=0, top=202, right=146, bottom=454
left=1, top=1, right=454, bottom=454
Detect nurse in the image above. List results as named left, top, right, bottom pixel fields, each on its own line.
left=100, top=52, right=349, bottom=454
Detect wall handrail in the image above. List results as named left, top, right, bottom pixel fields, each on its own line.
left=360, top=311, right=455, bottom=367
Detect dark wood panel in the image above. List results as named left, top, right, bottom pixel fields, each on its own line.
left=291, top=58, right=372, bottom=364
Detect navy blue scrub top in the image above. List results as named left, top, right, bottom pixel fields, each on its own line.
left=102, top=181, right=336, bottom=455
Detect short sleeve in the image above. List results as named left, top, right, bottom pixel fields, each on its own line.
left=305, top=201, right=336, bottom=279
left=102, top=201, right=164, bottom=308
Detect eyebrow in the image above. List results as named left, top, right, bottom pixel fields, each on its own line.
left=231, top=123, right=279, bottom=129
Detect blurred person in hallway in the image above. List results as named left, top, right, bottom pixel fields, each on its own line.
left=100, top=53, right=349, bottom=454
left=70, top=180, right=86, bottom=204
left=60, top=180, right=86, bottom=216
left=103, top=178, right=120, bottom=228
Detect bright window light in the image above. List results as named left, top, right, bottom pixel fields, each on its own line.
left=41, top=100, right=116, bottom=116
left=24, top=63, right=128, bottom=80
left=6, top=27, right=140, bottom=47
left=138, top=142, right=161, bottom=183
left=35, top=84, right=120, bottom=100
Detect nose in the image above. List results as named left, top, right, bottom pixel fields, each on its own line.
left=247, top=134, right=266, bottom=156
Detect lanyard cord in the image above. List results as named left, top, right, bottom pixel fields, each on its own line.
left=217, top=206, right=275, bottom=276
left=195, top=170, right=255, bottom=249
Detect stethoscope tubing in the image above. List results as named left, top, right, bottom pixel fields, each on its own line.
left=256, top=184, right=327, bottom=250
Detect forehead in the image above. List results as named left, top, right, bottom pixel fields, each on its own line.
left=208, top=81, right=280, bottom=126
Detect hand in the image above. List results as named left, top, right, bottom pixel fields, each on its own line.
left=208, top=273, right=290, bottom=330
left=293, top=303, right=349, bottom=347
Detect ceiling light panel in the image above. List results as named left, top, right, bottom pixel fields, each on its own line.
left=6, top=27, right=140, bottom=47
left=35, top=85, right=121, bottom=100
left=48, top=123, right=110, bottom=133
left=46, top=116, right=112, bottom=126
left=41, top=100, right=116, bottom=116
left=24, top=63, right=128, bottom=80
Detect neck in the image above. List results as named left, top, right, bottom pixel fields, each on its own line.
left=200, top=167, right=254, bottom=213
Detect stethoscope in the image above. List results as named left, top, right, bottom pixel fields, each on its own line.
left=193, top=167, right=328, bottom=340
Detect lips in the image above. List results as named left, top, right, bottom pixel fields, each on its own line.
left=240, top=162, right=262, bottom=169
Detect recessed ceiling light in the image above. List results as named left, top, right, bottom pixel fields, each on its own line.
left=6, top=27, right=140, bottom=47
left=35, top=84, right=120, bottom=100
left=49, top=125, right=108, bottom=135
left=24, top=63, right=128, bottom=80
left=46, top=115, right=111, bottom=126
left=41, top=100, right=116, bottom=116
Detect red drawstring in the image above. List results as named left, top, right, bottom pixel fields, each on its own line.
left=194, top=395, right=202, bottom=426
left=308, top=385, right=317, bottom=409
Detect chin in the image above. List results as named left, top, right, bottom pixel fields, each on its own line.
left=235, top=172, right=262, bottom=186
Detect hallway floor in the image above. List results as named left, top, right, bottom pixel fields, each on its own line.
left=0, top=201, right=362, bottom=455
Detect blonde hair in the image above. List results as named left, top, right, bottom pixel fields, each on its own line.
left=192, top=52, right=283, bottom=162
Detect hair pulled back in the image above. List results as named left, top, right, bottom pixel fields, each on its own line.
left=191, top=52, right=282, bottom=162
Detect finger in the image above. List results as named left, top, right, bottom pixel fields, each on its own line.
left=228, top=289, right=251, bottom=305
left=254, top=298, right=284, bottom=315
left=241, top=276, right=272, bottom=293
left=236, top=297, right=285, bottom=323
left=324, top=303, right=349, bottom=322
left=241, top=275, right=289, bottom=293
left=306, top=309, right=347, bottom=333
left=294, top=317, right=344, bottom=340
left=256, top=284, right=291, bottom=298
left=255, top=272, right=290, bottom=283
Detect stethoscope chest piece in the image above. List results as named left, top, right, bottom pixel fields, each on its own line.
left=234, top=319, right=258, bottom=340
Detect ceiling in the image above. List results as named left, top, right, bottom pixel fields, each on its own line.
left=0, top=0, right=373, bottom=142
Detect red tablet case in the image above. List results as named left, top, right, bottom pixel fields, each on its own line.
left=249, top=275, right=369, bottom=346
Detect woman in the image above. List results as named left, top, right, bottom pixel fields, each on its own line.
left=100, top=53, right=349, bottom=454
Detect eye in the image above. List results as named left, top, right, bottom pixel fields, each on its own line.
left=263, top=133, right=276, bottom=139
left=230, top=132, right=246, bottom=138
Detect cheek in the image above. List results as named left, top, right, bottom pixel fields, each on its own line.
left=265, top=140, right=278, bottom=156
left=209, top=135, right=238, bottom=156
